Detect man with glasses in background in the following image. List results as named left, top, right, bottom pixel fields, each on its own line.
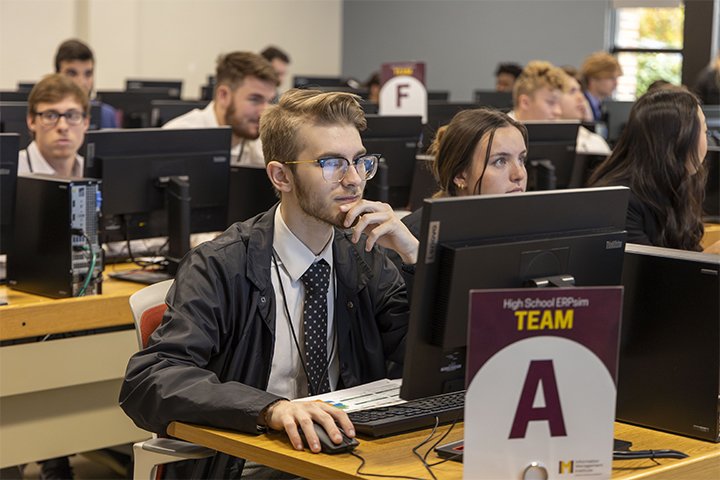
left=19, top=74, right=89, bottom=177
left=120, top=89, right=418, bottom=479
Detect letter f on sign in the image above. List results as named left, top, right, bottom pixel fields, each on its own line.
left=396, top=83, right=409, bottom=107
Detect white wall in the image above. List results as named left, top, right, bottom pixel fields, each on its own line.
left=0, top=0, right=343, bottom=97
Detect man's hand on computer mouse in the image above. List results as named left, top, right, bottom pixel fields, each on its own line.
left=264, top=399, right=355, bottom=453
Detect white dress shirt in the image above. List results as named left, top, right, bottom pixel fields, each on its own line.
left=266, top=207, right=339, bottom=399
left=18, top=141, right=84, bottom=177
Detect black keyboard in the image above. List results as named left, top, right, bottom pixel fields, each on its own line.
left=348, top=390, right=464, bottom=437
left=109, top=269, right=173, bottom=285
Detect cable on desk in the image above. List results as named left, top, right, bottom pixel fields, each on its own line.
left=411, top=418, right=441, bottom=480
left=613, top=449, right=688, bottom=460
left=349, top=450, right=426, bottom=480
left=350, top=419, right=456, bottom=480
left=424, top=420, right=462, bottom=467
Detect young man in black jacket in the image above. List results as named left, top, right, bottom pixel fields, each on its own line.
left=120, top=89, right=418, bottom=479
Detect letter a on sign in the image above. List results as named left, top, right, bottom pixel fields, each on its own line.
left=508, top=360, right=567, bottom=439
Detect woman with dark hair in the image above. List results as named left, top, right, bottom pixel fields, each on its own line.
left=588, top=89, right=719, bottom=253
left=402, top=108, right=528, bottom=236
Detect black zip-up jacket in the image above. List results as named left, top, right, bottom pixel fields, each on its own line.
left=119, top=205, right=409, bottom=478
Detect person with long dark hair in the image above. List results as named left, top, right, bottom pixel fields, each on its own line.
left=588, top=89, right=719, bottom=253
left=402, top=107, right=528, bottom=236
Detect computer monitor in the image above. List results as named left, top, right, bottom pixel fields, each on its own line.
left=0, top=133, right=19, bottom=254
left=226, top=166, right=278, bottom=224
left=299, top=85, right=368, bottom=99
left=82, top=128, right=232, bottom=271
left=617, top=243, right=720, bottom=441
left=360, top=101, right=378, bottom=115
left=150, top=99, right=209, bottom=127
left=0, top=91, right=28, bottom=102
left=421, top=102, right=478, bottom=152
left=603, top=100, right=634, bottom=146
left=400, top=186, right=629, bottom=400
left=293, top=75, right=349, bottom=88
left=16, top=82, right=35, bottom=92
left=200, top=75, right=216, bottom=101
left=408, top=154, right=439, bottom=212
left=96, top=90, right=178, bottom=128
left=361, top=115, right=423, bottom=209
left=126, top=79, right=182, bottom=98
left=473, top=90, right=513, bottom=110
left=523, top=121, right=579, bottom=190
left=0, top=102, right=31, bottom=149
left=702, top=105, right=720, bottom=144
left=428, top=91, right=450, bottom=102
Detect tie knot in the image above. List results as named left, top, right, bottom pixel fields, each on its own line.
left=301, top=259, right=331, bottom=294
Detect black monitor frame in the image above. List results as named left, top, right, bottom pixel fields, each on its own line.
left=473, top=90, right=513, bottom=110
left=150, top=99, right=209, bottom=127
left=226, top=166, right=278, bottom=225
left=0, top=133, right=20, bottom=254
left=293, top=75, right=349, bottom=88
left=702, top=105, right=720, bottom=145
left=82, top=128, right=232, bottom=271
left=602, top=100, right=634, bottom=146
left=361, top=115, right=423, bottom=209
left=400, top=187, right=630, bottom=400
left=427, top=91, right=450, bottom=102
left=523, top=121, right=580, bottom=190
left=96, top=90, right=178, bottom=128
left=421, top=102, right=478, bottom=152
left=0, top=102, right=31, bottom=150
left=126, top=79, right=182, bottom=98
left=0, top=91, right=28, bottom=102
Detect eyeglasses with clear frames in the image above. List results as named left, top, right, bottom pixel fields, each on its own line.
left=33, top=109, right=86, bottom=127
left=284, top=153, right=381, bottom=183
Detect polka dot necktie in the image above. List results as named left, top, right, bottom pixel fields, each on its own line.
left=300, top=259, right=331, bottom=395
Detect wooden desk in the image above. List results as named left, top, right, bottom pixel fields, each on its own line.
left=702, top=223, right=720, bottom=250
left=168, top=421, right=720, bottom=480
left=0, top=265, right=150, bottom=468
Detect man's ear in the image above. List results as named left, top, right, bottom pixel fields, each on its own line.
left=215, top=84, right=232, bottom=109
left=26, top=114, right=36, bottom=134
left=518, top=93, right=531, bottom=112
left=267, top=161, right=293, bottom=194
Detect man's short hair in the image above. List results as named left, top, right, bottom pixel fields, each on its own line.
left=260, top=46, right=291, bottom=64
left=495, top=62, right=523, bottom=79
left=580, top=52, right=622, bottom=83
left=28, top=73, right=90, bottom=115
left=512, top=60, right=568, bottom=106
left=55, top=39, right=94, bottom=72
left=260, top=89, right=366, bottom=166
left=215, top=51, right=279, bottom=91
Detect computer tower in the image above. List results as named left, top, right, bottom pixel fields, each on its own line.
left=617, top=244, right=720, bottom=442
left=8, top=174, right=103, bottom=298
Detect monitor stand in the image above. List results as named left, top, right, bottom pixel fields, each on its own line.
left=109, top=176, right=190, bottom=285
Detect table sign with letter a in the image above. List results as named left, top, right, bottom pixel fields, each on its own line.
left=379, top=62, right=427, bottom=122
left=464, top=287, right=622, bottom=479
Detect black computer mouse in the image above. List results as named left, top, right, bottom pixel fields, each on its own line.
left=298, top=423, right=359, bottom=454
